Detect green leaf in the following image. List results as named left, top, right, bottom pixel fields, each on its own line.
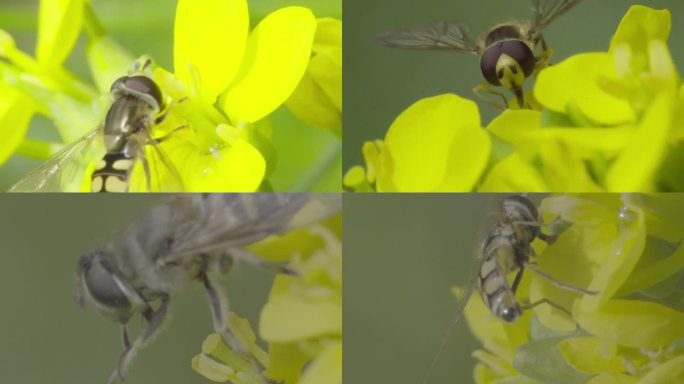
left=0, top=84, right=34, bottom=164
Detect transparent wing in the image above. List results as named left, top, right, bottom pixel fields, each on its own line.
left=165, top=193, right=341, bottom=257
left=8, top=126, right=103, bottom=192
left=420, top=276, right=480, bottom=384
left=128, top=130, right=185, bottom=192
left=377, top=20, right=480, bottom=53
left=529, top=0, right=584, bottom=38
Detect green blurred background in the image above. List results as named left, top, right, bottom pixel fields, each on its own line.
left=0, top=0, right=342, bottom=191
left=343, top=0, right=684, bottom=172
left=0, top=195, right=281, bottom=383
left=344, top=193, right=546, bottom=384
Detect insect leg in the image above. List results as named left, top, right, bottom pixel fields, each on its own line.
left=198, top=272, right=274, bottom=381
left=154, top=97, right=189, bottom=124
left=120, top=325, right=131, bottom=350
left=226, top=248, right=298, bottom=276
left=522, top=297, right=577, bottom=326
left=149, top=125, right=189, bottom=145
left=534, top=43, right=554, bottom=73
left=108, top=296, right=170, bottom=384
left=141, top=155, right=153, bottom=192
left=538, top=33, right=549, bottom=52
left=472, top=82, right=508, bottom=110
left=524, top=262, right=597, bottom=295
left=510, top=266, right=525, bottom=294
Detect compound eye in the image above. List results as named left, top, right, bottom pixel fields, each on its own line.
left=123, top=76, right=164, bottom=108
left=480, top=40, right=535, bottom=86
left=110, top=76, right=129, bottom=93
left=503, top=195, right=539, bottom=220
left=80, top=253, right=132, bottom=318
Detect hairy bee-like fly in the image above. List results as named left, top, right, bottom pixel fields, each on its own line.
left=420, top=195, right=596, bottom=384
left=76, top=193, right=341, bottom=383
left=10, top=59, right=184, bottom=192
left=377, top=0, right=585, bottom=109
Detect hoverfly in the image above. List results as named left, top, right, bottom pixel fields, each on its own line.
left=377, top=0, right=585, bottom=109
left=9, top=59, right=184, bottom=192
left=421, top=195, right=596, bottom=384
left=76, top=193, right=341, bottom=383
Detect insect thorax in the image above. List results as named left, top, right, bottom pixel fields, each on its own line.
left=483, top=23, right=524, bottom=47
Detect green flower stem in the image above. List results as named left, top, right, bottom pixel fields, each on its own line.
left=15, top=139, right=59, bottom=161
left=292, top=138, right=341, bottom=191
left=82, top=3, right=106, bottom=40
left=3, top=47, right=96, bottom=101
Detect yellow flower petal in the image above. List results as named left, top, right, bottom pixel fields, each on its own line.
left=312, top=18, right=341, bottom=54
left=362, top=140, right=397, bottom=191
left=606, top=93, right=674, bottom=191
left=174, top=0, right=249, bottom=101
left=265, top=342, right=310, bottom=383
left=298, top=341, right=342, bottom=384
left=588, top=373, right=638, bottom=384
left=530, top=227, right=597, bottom=331
left=165, top=137, right=265, bottom=192
left=384, top=94, right=489, bottom=191
left=558, top=337, right=626, bottom=374
left=260, top=293, right=341, bottom=342
left=609, top=5, right=671, bottom=55
left=221, top=7, right=316, bottom=123
left=308, top=48, right=342, bottom=112
left=636, top=355, right=684, bottom=384
left=575, top=299, right=684, bottom=349
left=539, top=141, right=603, bottom=192
left=487, top=109, right=633, bottom=159
left=285, top=70, right=341, bottom=133
left=535, top=53, right=635, bottom=125
left=36, top=0, right=85, bottom=66
left=478, top=153, right=548, bottom=192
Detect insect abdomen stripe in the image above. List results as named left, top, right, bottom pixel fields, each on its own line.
left=91, top=152, right=133, bottom=192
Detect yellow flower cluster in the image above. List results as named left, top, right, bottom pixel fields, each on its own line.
left=345, top=5, right=683, bottom=193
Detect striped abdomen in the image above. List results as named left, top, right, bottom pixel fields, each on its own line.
left=91, top=152, right=134, bottom=192
left=478, top=232, right=523, bottom=323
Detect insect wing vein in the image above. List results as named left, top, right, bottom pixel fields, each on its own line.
left=9, top=126, right=103, bottom=192
left=378, top=20, right=480, bottom=53
left=531, top=0, right=584, bottom=37
left=165, top=193, right=340, bottom=258
left=128, top=130, right=185, bottom=192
